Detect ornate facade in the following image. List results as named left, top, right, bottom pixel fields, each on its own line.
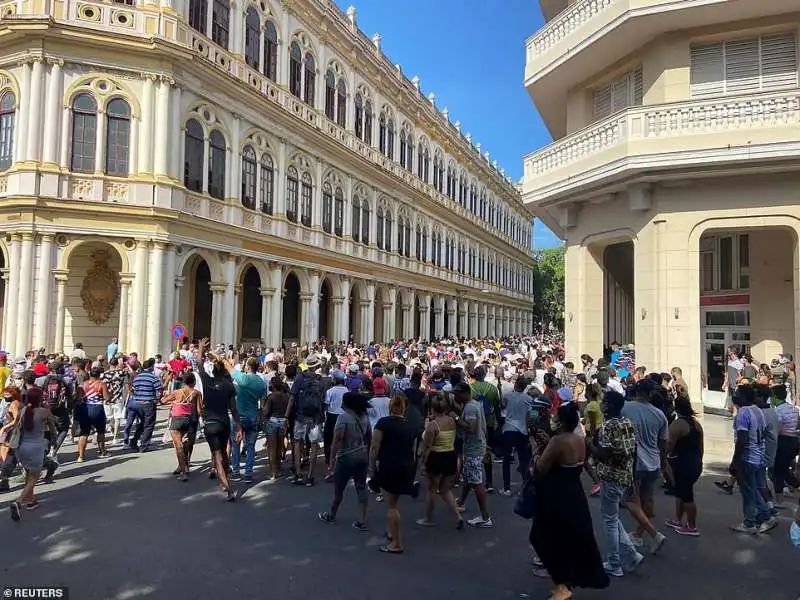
left=0, top=0, right=535, bottom=357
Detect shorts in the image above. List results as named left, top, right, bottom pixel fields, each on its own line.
left=203, top=420, right=231, bottom=454
left=15, top=440, right=45, bottom=470
left=373, top=465, right=415, bottom=496
left=670, top=459, right=701, bottom=503
left=104, top=403, right=125, bottom=421
left=75, top=403, right=107, bottom=437
left=625, top=469, right=660, bottom=503
left=293, top=417, right=314, bottom=442
left=425, top=450, right=457, bottom=477
left=170, top=416, right=198, bottom=439
left=461, top=455, right=485, bottom=486
left=265, top=416, right=286, bottom=436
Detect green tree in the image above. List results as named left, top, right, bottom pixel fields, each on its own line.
left=533, top=246, right=565, bottom=331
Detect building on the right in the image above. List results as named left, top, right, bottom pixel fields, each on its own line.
left=522, top=1, right=800, bottom=409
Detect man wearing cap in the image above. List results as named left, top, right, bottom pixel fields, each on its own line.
left=345, top=363, right=362, bottom=394
left=286, top=354, right=325, bottom=486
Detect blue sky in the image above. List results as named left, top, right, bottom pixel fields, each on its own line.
left=335, top=0, right=561, bottom=249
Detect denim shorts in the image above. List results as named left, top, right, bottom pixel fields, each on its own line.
left=625, top=469, right=660, bottom=503
left=265, top=417, right=286, bottom=436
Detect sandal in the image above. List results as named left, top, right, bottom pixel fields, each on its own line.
left=378, top=544, right=404, bottom=554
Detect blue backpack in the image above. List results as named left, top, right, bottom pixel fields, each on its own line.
left=473, top=386, right=491, bottom=419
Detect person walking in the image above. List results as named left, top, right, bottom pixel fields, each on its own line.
left=499, top=375, right=533, bottom=496
left=665, top=394, right=704, bottom=536
left=126, top=358, right=163, bottom=452
left=229, top=356, right=266, bottom=483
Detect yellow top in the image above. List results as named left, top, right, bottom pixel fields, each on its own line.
left=431, top=425, right=456, bottom=453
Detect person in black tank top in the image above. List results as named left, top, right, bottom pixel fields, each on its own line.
left=665, top=395, right=704, bottom=536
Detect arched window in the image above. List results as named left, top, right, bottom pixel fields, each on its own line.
left=361, top=199, right=369, bottom=244
left=433, top=158, right=440, bottom=190
left=378, top=114, right=386, bottom=154
left=0, top=91, right=15, bottom=170
left=417, top=144, right=423, bottom=179
left=421, top=227, right=428, bottom=262
left=376, top=205, right=384, bottom=250
left=364, top=101, right=372, bottom=145
left=446, top=165, right=454, bottom=199
left=436, top=233, right=442, bottom=266
left=208, top=130, right=226, bottom=199
left=264, top=22, right=278, bottom=81
left=415, top=225, right=422, bottom=260
left=71, top=94, right=97, bottom=174
left=303, top=52, right=316, bottom=106
left=351, top=195, right=361, bottom=242
left=241, top=145, right=257, bottom=209
left=436, top=158, right=444, bottom=192
left=336, top=79, right=346, bottom=127
left=384, top=210, right=392, bottom=252
left=396, top=217, right=404, bottom=256
left=259, top=153, right=274, bottom=214
left=188, top=0, right=206, bottom=33
left=423, top=148, right=430, bottom=184
left=406, top=140, right=413, bottom=173
left=354, top=94, right=363, bottom=140
left=105, top=98, right=130, bottom=176
left=387, top=119, right=394, bottom=159
left=334, top=187, right=344, bottom=237
left=399, top=132, right=407, bottom=168
left=324, top=70, right=336, bottom=121
left=244, top=7, right=260, bottom=69
left=300, top=172, right=312, bottom=227
left=404, top=220, right=411, bottom=258
left=289, top=42, right=302, bottom=98
left=322, top=182, right=333, bottom=233
left=211, top=0, right=229, bottom=48
left=286, top=166, right=298, bottom=222
left=183, top=118, right=204, bottom=192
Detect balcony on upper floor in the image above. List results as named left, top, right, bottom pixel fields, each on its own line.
left=524, top=0, right=797, bottom=138
left=522, top=89, right=800, bottom=209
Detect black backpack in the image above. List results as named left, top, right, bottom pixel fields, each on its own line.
left=298, top=374, right=324, bottom=418
left=45, top=376, right=67, bottom=410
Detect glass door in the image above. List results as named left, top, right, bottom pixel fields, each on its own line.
left=701, top=328, right=750, bottom=411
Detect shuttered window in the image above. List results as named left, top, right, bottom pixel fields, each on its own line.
left=690, top=33, right=798, bottom=98
left=593, top=67, right=643, bottom=120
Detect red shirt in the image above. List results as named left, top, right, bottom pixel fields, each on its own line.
left=169, top=358, right=190, bottom=375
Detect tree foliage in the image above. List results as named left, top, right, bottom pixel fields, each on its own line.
left=533, top=246, right=565, bottom=330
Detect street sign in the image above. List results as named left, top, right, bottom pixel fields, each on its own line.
left=172, top=322, right=187, bottom=341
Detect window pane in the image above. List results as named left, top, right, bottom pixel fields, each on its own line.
left=0, top=94, right=15, bottom=171
left=105, top=114, right=130, bottom=175
left=183, top=119, right=204, bottom=191
left=212, top=0, right=229, bottom=48
left=719, top=236, right=733, bottom=290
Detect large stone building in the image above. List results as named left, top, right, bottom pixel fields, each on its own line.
left=0, top=0, right=535, bottom=357
left=523, top=0, right=800, bottom=408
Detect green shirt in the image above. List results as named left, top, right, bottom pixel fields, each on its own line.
left=470, top=381, right=501, bottom=429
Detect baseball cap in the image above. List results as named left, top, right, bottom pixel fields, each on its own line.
left=557, top=387, right=573, bottom=402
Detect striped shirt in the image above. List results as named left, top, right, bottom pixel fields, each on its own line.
left=131, top=370, right=162, bottom=403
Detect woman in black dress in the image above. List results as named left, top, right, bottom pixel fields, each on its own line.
left=530, top=403, right=608, bottom=600
left=369, top=394, right=418, bottom=554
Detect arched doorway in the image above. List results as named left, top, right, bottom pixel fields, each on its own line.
left=240, top=266, right=261, bottom=344
left=192, top=260, right=212, bottom=340
left=64, top=242, right=123, bottom=356
left=319, top=278, right=332, bottom=343
left=349, top=282, right=360, bottom=343
left=282, top=272, right=301, bottom=344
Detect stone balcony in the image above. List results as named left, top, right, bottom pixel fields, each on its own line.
left=522, top=90, right=800, bottom=205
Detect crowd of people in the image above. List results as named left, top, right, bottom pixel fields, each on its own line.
left=0, top=334, right=798, bottom=598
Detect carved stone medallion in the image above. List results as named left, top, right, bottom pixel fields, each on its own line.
left=80, top=249, right=120, bottom=325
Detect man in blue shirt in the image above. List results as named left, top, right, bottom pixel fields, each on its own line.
left=230, top=356, right=266, bottom=483
left=107, top=337, right=119, bottom=362
left=125, top=358, right=162, bottom=451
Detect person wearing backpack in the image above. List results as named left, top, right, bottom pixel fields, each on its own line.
left=35, top=361, right=74, bottom=465
left=469, top=365, right=501, bottom=492
left=285, top=354, right=324, bottom=486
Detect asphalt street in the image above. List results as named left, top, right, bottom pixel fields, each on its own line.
left=1, top=407, right=798, bottom=600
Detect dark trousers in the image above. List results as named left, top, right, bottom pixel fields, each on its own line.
left=502, top=430, right=532, bottom=491
left=773, top=435, right=800, bottom=494
left=1, top=452, right=17, bottom=479
left=323, top=412, right=338, bottom=466
left=127, top=401, right=157, bottom=449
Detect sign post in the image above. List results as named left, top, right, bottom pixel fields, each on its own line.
left=172, top=322, right=187, bottom=351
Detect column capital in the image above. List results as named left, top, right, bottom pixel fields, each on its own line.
left=46, top=57, right=65, bottom=68
left=152, top=241, right=167, bottom=251
left=20, top=232, right=35, bottom=242
left=174, top=275, right=186, bottom=288
left=52, top=268, right=69, bottom=283
left=234, top=284, right=243, bottom=295
left=209, top=282, right=227, bottom=293
left=119, top=271, right=135, bottom=285
left=331, top=296, right=345, bottom=305
left=259, top=287, right=275, bottom=296
left=299, top=293, right=313, bottom=302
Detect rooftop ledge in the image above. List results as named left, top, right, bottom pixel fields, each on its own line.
left=522, top=90, right=800, bottom=205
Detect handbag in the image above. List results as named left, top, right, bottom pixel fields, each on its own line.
left=513, top=473, right=536, bottom=520
left=8, top=406, right=27, bottom=450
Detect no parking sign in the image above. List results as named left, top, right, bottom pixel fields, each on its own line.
left=172, top=322, right=187, bottom=344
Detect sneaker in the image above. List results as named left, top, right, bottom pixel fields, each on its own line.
left=647, top=531, right=666, bottom=554
left=603, top=562, right=624, bottom=577
left=305, top=477, right=315, bottom=487
left=230, top=473, right=242, bottom=482
left=318, top=511, right=336, bottom=524
left=76, top=456, right=84, bottom=463
left=714, top=481, right=734, bottom=495
left=455, top=502, right=466, bottom=513
left=590, top=482, right=601, bottom=497
left=664, top=519, right=683, bottom=530
left=629, top=532, right=643, bottom=547
left=43, top=462, right=57, bottom=483
left=626, top=551, right=644, bottom=573
left=467, top=516, right=493, bottom=528
left=499, top=489, right=513, bottom=497
left=0, top=479, right=9, bottom=492
left=729, top=522, right=759, bottom=534
left=531, top=555, right=544, bottom=568
left=485, top=486, right=495, bottom=494
left=243, top=475, right=254, bottom=484
left=759, top=517, right=778, bottom=534
left=291, top=477, right=306, bottom=486
left=674, top=525, right=699, bottom=537
left=24, top=501, right=40, bottom=511
left=352, top=521, right=368, bottom=532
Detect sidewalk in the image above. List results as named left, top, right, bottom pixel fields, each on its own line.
left=701, top=413, right=733, bottom=472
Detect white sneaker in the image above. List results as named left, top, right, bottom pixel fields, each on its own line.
left=603, top=562, right=623, bottom=577
left=626, top=552, right=644, bottom=573
left=467, top=516, right=493, bottom=528
left=647, top=531, right=666, bottom=554
left=628, top=532, right=643, bottom=547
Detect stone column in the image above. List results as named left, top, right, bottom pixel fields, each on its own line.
left=162, top=244, right=177, bottom=350
left=4, top=235, right=19, bottom=350
left=307, top=271, right=320, bottom=343
left=118, top=275, right=133, bottom=353
left=16, top=61, right=30, bottom=163
left=53, top=271, right=68, bottom=355
left=384, top=287, right=397, bottom=342
left=154, top=77, right=171, bottom=177
left=146, top=242, right=165, bottom=357
left=339, top=278, right=351, bottom=343
left=169, top=86, right=183, bottom=179
left=259, top=287, right=272, bottom=345
left=269, top=263, right=282, bottom=347
left=209, top=283, right=226, bottom=344
left=94, top=108, right=106, bottom=174
left=221, top=254, right=236, bottom=345
left=42, top=59, right=63, bottom=165
left=479, top=304, right=488, bottom=338
left=468, top=303, right=477, bottom=339
left=299, top=294, right=312, bottom=344
left=457, top=301, right=467, bottom=339
left=138, top=75, right=155, bottom=175
left=26, top=58, right=44, bottom=162
left=433, top=298, right=444, bottom=340
left=356, top=299, right=370, bottom=345
left=402, top=304, right=413, bottom=341
left=32, top=234, right=54, bottom=350
left=15, top=233, right=35, bottom=353
left=331, top=297, right=344, bottom=345
left=130, top=241, right=149, bottom=354
left=364, top=283, right=375, bottom=343
left=233, top=285, right=241, bottom=345
left=228, top=114, right=240, bottom=203
left=173, top=276, right=185, bottom=336
left=0, top=269, right=8, bottom=348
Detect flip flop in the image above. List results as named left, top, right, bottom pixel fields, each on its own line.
left=378, top=545, right=404, bottom=554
